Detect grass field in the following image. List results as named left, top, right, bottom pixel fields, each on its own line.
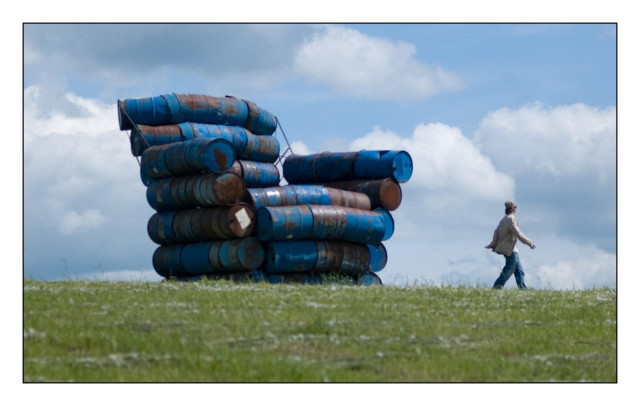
left=23, top=279, right=616, bottom=382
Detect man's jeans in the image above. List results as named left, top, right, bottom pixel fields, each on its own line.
left=493, top=252, right=527, bottom=289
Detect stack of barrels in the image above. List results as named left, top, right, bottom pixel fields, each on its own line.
left=258, top=150, right=412, bottom=285
left=118, top=93, right=412, bottom=285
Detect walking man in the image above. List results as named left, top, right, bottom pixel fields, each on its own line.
left=485, top=200, right=535, bottom=289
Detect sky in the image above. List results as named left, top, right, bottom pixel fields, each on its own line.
left=20, top=22, right=621, bottom=290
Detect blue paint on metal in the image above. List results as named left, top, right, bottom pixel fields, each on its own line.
left=356, top=272, right=383, bottom=285
left=234, top=160, right=280, bottom=188
left=256, top=205, right=386, bottom=244
left=152, top=245, right=186, bottom=278
left=283, top=150, right=413, bottom=184
left=147, top=211, right=178, bottom=245
left=181, top=242, right=214, bottom=275
left=353, top=150, right=413, bottom=183
left=255, top=205, right=315, bottom=241
left=374, top=208, right=394, bottom=241
left=264, top=241, right=319, bottom=273
left=367, top=244, right=387, bottom=272
left=118, top=94, right=277, bottom=135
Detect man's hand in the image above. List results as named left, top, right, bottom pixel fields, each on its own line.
left=485, top=244, right=494, bottom=249
left=530, top=243, right=536, bottom=249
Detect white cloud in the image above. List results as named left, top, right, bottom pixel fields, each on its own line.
left=535, top=247, right=616, bottom=290
left=294, top=25, right=463, bottom=101
left=59, top=209, right=107, bottom=235
left=350, top=123, right=514, bottom=201
left=474, top=102, right=616, bottom=181
left=24, top=86, right=118, bottom=147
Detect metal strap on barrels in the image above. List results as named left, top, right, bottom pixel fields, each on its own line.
left=119, top=103, right=151, bottom=166
left=274, top=116, right=294, bottom=167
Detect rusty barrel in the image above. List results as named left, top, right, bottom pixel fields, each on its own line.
left=283, top=150, right=413, bottom=184
left=283, top=152, right=358, bottom=184
left=321, top=178, right=402, bottom=211
left=152, top=237, right=265, bottom=277
left=140, top=144, right=172, bottom=182
left=245, top=185, right=370, bottom=210
left=255, top=205, right=386, bottom=244
left=316, top=241, right=369, bottom=276
left=227, top=160, right=280, bottom=188
left=209, top=237, right=265, bottom=271
left=130, top=125, right=184, bottom=156
left=245, top=186, right=299, bottom=209
left=147, top=211, right=178, bottom=244
left=255, top=205, right=314, bottom=241
left=141, top=138, right=235, bottom=181
left=146, top=172, right=245, bottom=211
left=148, top=204, right=256, bottom=244
left=264, top=240, right=371, bottom=276
left=353, top=150, right=413, bottom=183
left=180, top=123, right=279, bottom=162
left=118, top=93, right=277, bottom=135
left=152, top=244, right=186, bottom=278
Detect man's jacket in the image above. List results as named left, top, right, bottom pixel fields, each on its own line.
left=488, top=214, right=534, bottom=256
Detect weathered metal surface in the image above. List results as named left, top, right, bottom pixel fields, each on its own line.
left=353, top=150, right=413, bottom=183
left=146, top=172, right=245, bottom=211
left=226, top=160, right=280, bottom=188
left=367, top=243, right=387, bottom=272
left=255, top=205, right=388, bottom=244
left=356, top=272, right=383, bottom=285
left=141, top=138, right=235, bottom=182
left=244, top=185, right=370, bottom=210
left=152, top=237, right=265, bottom=277
left=326, top=187, right=372, bottom=210
left=147, top=211, right=178, bottom=244
left=320, top=178, right=402, bottom=211
left=283, top=150, right=413, bottom=184
left=152, top=244, right=186, bottom=278
left=118, top=93, right=277, bottom=135
left=265, top=240, right=371, bottom=276
left=209, top=237, right=265, bottom=271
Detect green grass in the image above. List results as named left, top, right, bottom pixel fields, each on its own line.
left=23, top=279, right=616, bottom=382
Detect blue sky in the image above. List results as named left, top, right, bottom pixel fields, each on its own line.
left=22, top=22, right=618, bottom=289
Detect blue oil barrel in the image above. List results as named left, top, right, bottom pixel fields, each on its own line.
left=147, top=211, right=178, bottom=244
left=283, top=150, right=413, bottom=184
left=313, top=151, right=359, bottom=182
left=374, top=208, right=394, bottom=241
left=281, top=154, right=315, bottom=184
left=309, top=205, right=348, bottom=240
left=141, top=144, right=172, bottom=181
left=118, top=94, right=277, bottom=135
left=353, top=150, right=413, bottom=183
left=336, top=241, right=370, bottom=275
left=356, top=272, right=383, bottom=285
left=340, top=207, right=387, bottom=244
left=146, top=172, right=244, bottom=211
left=255, top=205, right=314, bottom=241
left=367, top=244, right=387, bottom=272
left=256, top=205, right=386, bottom=244
left=179, top=123, right=246, bottom=153
left=152, top=244, right=186, bottom=278
left=227, top=160, right=280, bottom=188
left=182, top=138, right=235, bottom=174
left=209, top=237, right=265, bottom=271
left=264, top=241, right=318, bottom=273
left=245, top=186, right=297, bottom=209
left=181, top=242, right=214, bottom=275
